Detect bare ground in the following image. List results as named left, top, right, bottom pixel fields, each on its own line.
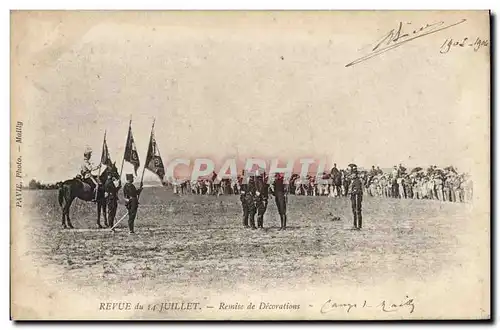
left=20, top=187, right=473, bottom=296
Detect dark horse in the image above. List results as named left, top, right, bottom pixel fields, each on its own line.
left=58, top=162, right=120, bottom=229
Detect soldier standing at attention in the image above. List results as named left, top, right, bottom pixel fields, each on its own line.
left=123, top=173, right=143, bottom=234
left=104, top=171, right=121, bottom=228
left=239, top=170, right=250, bottom=228
left=246, top=173, right=258, bottom=229
left=240, top=170, right=257, bottom=229
left=348, top=165, right=363, bottom=230
left=271, top=172, right=288, bottom=231
left=255, top=170, right=269, bottom=229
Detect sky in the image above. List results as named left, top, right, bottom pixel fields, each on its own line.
left=12, top=11, right=490, bottom=183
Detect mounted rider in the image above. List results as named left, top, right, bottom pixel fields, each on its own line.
left=80, top=146, right=101, bottom=202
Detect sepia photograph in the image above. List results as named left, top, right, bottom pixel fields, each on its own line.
left=9, top=9, right=490, bottom=320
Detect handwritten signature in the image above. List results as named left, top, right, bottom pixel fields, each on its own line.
left=346, top=18, right=467, bottom=67
left=320, top=296, right=415, bottom=314
left=440, top=37, right=489, bottom=54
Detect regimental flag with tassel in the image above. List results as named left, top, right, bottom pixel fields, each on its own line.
left=144, top=123, right=165, bottom=181
left=124, top=122, right=140, bottom=175
left=100, top=132, right=113, bottom=167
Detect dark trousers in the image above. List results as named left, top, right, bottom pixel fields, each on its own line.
left=350, top=192, right=363, bottom=228
left=275, top=194, right=287, bottom=229
left=241, top=194, right=256, bottom=228
left=107, top=196, right=118, bottom=227
left=127, top=198, right=139, bottom=232
left=256, top=198, right=268, bottom=228
left=392, top=183, right=399, bottom=198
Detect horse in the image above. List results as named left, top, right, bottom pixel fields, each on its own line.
left=58, top=162, right=120, bottom=229
left=331, top=169, right=343, bottom=198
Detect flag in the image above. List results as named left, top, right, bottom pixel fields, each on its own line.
left=145, top=129, right=165, bottom=181
left=100, top=134, right=113, bottom=167
left=124, top=124, right=140, bottom=175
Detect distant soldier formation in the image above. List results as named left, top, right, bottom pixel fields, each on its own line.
left=171, top=163, right=473, bottom=204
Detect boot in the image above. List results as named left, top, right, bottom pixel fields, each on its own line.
left=249, top=216, right=257, bottom=229
left=278, top=214, right=284, bottom=230
left=352, top=213, right=358, bottom=230
left=258, top=215, right=264, bottom=229
left=242, top=205, right=249, bottom=227
left=357, top=212, right=362, bottom=229
left=282, top=214, right=287, bottom=230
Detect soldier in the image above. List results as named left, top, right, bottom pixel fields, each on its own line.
left=80, top=146, right=101, bottom=202
left=255, top=170, right=269, bottom=229
left=271, top=172, right=288, bottom=230
left=348, top=165, right=363, bottom=230
left=123, top=173, right=143, bottom=234
left=240, top=170, right=257, bottom=229
left=434, top=173, right=444, bottom=201
left=104, top=171, right=121, bottom=228
left=246, top=173, right=258, bottom=229
left=391, top=165, right=399, bottom=198
left=239, top=170, right=248, bottom=227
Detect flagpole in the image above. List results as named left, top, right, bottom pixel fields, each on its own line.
left=140, top=118, right=155, bottom=187
left=119, top=118, right=132, bottom=178
left=98, top=130, right=106, bottom=176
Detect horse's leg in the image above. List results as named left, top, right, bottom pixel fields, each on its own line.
left=61, top=197, right=67, bottom=229
left=66, top=198, right=75, bottom=229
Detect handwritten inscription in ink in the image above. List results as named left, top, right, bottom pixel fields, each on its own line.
left=320, top=296, right=415, bottom=314
left=440, top=37, right=489, bottom=54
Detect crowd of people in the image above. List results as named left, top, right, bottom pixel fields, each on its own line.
left=353, top=164, right=473, bottom=203
left=170, top=163, right=473, bottom=204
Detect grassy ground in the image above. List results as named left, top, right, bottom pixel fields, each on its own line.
left=22, top=187, right=472, bottom=295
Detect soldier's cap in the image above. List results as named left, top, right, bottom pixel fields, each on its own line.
left=126, top=174, right=134, bottom=181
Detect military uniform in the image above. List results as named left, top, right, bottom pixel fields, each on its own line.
left=255, top=173, right=269, bottom=229
left=348, top=166, right=363, bottom=230
left=104, top=175, right=121, bottom=227
left=80, top=147, right=100, bottom=201
left=240, top=174, right=257, bottom=229
left=272, top=173, right=288, bottom=230
left=123, top=174, right=143, bottom=233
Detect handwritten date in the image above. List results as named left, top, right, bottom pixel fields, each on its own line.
left=440, top=37, right=489, bottom=54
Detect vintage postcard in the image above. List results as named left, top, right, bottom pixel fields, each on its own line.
left=10, top=10, right=490, bottom=320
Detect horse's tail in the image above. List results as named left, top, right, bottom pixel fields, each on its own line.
left=58, top=185, right=65, bottom=207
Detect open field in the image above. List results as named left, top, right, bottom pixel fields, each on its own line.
left=12, top=187, right=488, bottom=319
left=20, top=187, right=475, bottom=289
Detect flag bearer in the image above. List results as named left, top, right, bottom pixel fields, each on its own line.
left=123, top=173, right=143, bottom=234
